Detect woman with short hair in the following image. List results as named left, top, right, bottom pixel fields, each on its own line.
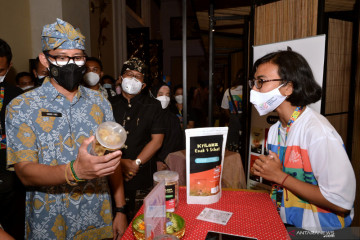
left=250, top=50, right=355, bottom=231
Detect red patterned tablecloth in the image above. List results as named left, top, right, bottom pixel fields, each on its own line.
left=121, top=187, right=290, bottom=240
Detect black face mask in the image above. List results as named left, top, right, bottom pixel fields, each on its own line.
left=49, top=63, right=86, bottom=91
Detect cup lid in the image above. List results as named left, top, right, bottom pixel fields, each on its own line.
left=96, top=121, right=127, bottom=150
left=153, top=170, right=179, bottom=182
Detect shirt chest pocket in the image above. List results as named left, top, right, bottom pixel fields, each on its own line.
left=37, top=111, right=63, bottom=133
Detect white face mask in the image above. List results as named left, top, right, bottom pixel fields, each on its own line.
left=175, top=95, right=183, bottom=104
left=103, top=83, right=112, bottom=89
left=37, top=75, right=46, bottom=80
left=121, top=77, right=143, bottom=95
left=250, top=85, right=286, bottom=116
left=83, top=72, right=100, bottom=87
left=0, top=68, right=9, bottom=83
left=156, top=95, right=170, bottom=109
left=21, top=85, right=34, bottom=91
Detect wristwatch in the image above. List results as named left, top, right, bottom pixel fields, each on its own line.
left=135, top=158, right=142, bottom=168
left=114, top=205, right=127, bottom=214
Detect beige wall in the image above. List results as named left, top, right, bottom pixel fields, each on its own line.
left=62, top=0, right=91, bottom=53
left=29, top=0, right=63, bottom=58
left=0, top=0, right=91, bottom=85
left=0, top=0, right=32, bottom=83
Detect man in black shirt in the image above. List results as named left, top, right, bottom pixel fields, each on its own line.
left=0, top=38, right=24, bottom=240
left=111, top=57, right=165, bottom=220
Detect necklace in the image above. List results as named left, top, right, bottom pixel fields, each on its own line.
left=277, top=106, right=303, bottom=167
left=272, top=106, right=303, bottom=209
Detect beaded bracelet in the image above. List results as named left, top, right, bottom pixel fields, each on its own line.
left=69, top=162, right=77, bottom=182
left=70, top=160, right=85, bottom=182
left=65, top=162, right=78, bottom=186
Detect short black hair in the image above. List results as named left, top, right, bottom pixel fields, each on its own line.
left=0, top=38, right=12, bottom=65
left=252, top=50, right=321, bottom=106
left=15, top=72, right=33, bottom=85
left=86, top=56, right=103, bottom=70
left=173, top=84, right=183, bottom=95
left=153, top=83, right=171, bottom=97
left=101, top=74, right=115, bottom=84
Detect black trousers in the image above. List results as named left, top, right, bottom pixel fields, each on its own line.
left=0, top=186, right=25, bottom=239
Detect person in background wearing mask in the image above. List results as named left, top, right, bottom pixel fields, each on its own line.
left=250, top=50, right=355, bottom=231
left=153, top=84, right=184, bottom=171
left=15, top=71, right=35, bottom=91
left=172, top=84, right=195, bottom=129
left=0, top=38, right=25, bottom=240
left=101, top=74, right=117, bottom=98
left=111, top=57, right=165, bottom=221
left=83, top=56, right=111, bottom=98
left=5, top=19, right=127, bottom=239
left=32, top=57, right=49, bottom=86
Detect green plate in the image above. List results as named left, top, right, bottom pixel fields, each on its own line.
left=132, top=214, right=146, bottom=233
left=132, top=212, right=185, bottom=239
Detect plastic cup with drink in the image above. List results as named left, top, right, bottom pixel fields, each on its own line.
left=91, top=121, right=127, bottom=156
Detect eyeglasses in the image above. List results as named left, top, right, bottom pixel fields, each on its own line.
left=248, top=78, right=284, bottom=89
left=44, top=52, right=86, bottom=67
left=123, top=70, right=144, bottom=81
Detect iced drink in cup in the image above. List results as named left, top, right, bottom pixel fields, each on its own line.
left=91, top=121, right=127, bottom=156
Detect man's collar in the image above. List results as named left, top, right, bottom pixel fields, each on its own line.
left=41, top=77, right=59, bottom=101
left=43, top=77, right=87, bottom=102
left=120, top=92, right=144, bottom=103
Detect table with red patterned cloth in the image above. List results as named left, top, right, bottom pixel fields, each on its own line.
left=121, top=187, right=290, bottom=240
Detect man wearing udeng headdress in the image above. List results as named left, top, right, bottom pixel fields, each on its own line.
left=5, top=18, right=127, bottom=239
left=111, top=57, right=165, bottom=220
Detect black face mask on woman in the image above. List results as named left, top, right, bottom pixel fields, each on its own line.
left=49, top=62, right=86, bottom=91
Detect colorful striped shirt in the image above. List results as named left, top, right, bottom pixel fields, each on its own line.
left=267, top=107, right=355, bottom=231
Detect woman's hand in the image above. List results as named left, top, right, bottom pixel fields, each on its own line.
left=250, top=150, right=287, bottom=184
left=252, top=151, right=352, bottom=214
